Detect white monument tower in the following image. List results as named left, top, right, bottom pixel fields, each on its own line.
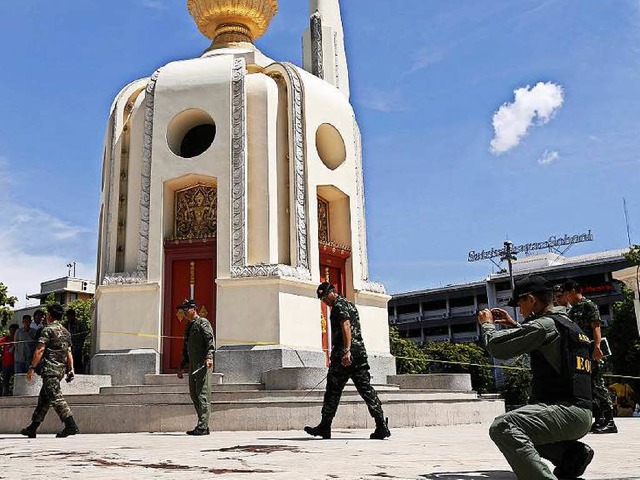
left=93, top=0, right=392, bottom=385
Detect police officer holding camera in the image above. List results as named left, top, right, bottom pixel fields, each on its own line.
left=478, top=275, right=594, bottom=480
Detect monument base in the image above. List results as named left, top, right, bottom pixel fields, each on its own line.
left=215, top=345, right=326, bottom=384
left=13, top=374, right=112, bottom=396
left=92, top=348, right=159, bottom=385
left=216, top=346, right=395, bottom=385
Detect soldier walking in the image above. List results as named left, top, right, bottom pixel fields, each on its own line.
left=177, top=299, right=215, bottom=435
left=21, top=304, right=79, bottom=438
left=305, top=282, right=390, bottom=440
left=563, top=279, right=617, bottom=434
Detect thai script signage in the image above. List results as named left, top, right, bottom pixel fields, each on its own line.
left=468, top=230, right=593, bottom=262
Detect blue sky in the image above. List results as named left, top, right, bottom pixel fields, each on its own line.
left=1, top=1, right=639, bottom=306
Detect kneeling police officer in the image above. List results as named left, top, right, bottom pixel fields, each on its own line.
left=478, top=275, right=594, bottom=480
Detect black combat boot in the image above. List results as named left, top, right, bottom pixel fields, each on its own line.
left=304, top=416, right=332, bottom=439
left=56, top=416, right=79, bottom=438
left=20, top=421, right=41, bottom=439
left=593, top=410, right=617, bottom=434
left=186, top=427, right=210, bottom=436
left=370, top=417, right=391, bottom=440
left=553, top=442, right=594, bottom=479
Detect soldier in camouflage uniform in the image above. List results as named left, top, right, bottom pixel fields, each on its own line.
left=177, top=299, right=215, bottom=435
left=305, top=282, right=390, bottom=440
left=563, top=280, right=617, bottom=434
left=21, top=303, right=79, bottom=438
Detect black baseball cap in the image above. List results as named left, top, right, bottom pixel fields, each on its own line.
left=46, top=303, right=65, bottom=319
left=507, top=275, right=552, bottom=307
left=177, top=299, right=197, bottom=311
left=316, top=282, right=335, bottom=299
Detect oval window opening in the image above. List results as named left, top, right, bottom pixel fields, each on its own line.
left=180, top=124, right=216, bottom=158
left=316, top=123, right=346, bottom=170
left=167, top=109, right=216, bottom=159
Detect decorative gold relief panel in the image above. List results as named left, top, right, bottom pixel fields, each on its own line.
left=174, top=185, right=217, bottom=240
left=318, top=197, right=329, bottom=243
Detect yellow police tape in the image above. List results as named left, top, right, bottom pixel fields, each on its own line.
left=5, top=327, right=640, bottom=381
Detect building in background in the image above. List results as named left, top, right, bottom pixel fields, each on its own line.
left=11, top=277, right=96, bottom=323
left=389, top=249, right=631, bottom=345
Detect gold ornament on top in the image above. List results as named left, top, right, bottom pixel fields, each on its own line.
left=187, top=0, right=278, bottom=44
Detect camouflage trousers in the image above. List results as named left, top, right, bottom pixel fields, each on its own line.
left=489, top=403, right=592, bottom=479
left=321, top=361, right=384, bottom=421
left=32, top=376, right=73, bottom=423
left=592, top=359, right=613, bottom=418
left=189, top=368, right=211, bottom=430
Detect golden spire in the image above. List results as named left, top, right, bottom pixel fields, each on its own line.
left=187, top=0, right=278, bottom=45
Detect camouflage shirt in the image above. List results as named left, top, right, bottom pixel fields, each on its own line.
left=567, top=297, right=601, bottom=340
left=180, top=317, right=216, bottom=372
left=329, top=296, right=367, bottom=363
left=39, top=322, right=72, bottom=378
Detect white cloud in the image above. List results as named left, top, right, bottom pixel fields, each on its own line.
left=358, top=88, right=410, bottom=113
left=490, top=81, right=564, bottom=154
left=139, top=0, right=167, bottom=10
left=537, top=149, right=560, bottom=166
left=0, top=160, right=95, bottom=309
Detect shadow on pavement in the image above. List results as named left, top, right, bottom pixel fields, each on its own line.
left=419, top=471, right=516, bottom=480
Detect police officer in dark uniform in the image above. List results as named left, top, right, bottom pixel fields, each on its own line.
left=304, top=282, right=390, bottom=440
left=478, top=276, right=594, bottom=479
left=177, top=299, right=215, bottom=435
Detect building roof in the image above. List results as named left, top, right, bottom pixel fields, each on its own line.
left=393, top=248, right=630, bottom=300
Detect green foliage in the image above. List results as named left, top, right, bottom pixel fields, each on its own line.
left=389, top=327, right=428, bottom=374
left=608, top=284, right=640, bottom=378
left=64, top=298, right=94, bottom=360
left=422, top=341, right=496, bottom=393
left=501, top=355, right=532, bottom=407
left=0, top=282, right=18, bottom=334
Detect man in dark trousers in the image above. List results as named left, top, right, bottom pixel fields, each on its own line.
left=21, top=303, right=79, bottom=438
left=177, top=299, right=215, bottom=435
left=305, top=282, right=390, bottom=440
left=64, top=308, right=87, bottom=374
left=479, top=275, right=594, bottom=479
left=563, top=279, right=617, bottom=434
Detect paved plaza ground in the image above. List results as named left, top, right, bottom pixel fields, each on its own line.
left=0, top=418, right=637, bottom=479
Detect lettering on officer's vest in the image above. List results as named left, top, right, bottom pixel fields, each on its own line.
left=578, top=333, right=590, bottom=344
left=576, top=356, right=592, bottom=373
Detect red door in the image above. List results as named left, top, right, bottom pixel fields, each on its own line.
left=319, top=245, right=350, bottom=365
left=163, top=240, right=216, bottom=373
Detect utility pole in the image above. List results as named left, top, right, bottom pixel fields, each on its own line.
left=66, top=262, right=76, bottom=277
left=501, top=241, right=518, bottom=319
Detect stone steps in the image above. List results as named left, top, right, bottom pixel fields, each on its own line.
left=0, top=373, right=505, bottom=434
left=0, top=393, right=503, bottom=434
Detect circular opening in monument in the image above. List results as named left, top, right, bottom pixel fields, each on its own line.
left=316, top=123, right=346, bottom=170
left=167, top=109, right=216, bottom=159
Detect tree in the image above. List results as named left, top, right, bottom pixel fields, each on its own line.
left=389, top=327, right=428, bottom=374
left=0, top=282, right=18, bottom=335
left=501, top=355, right=532, bottom=407
left=607, top=284, right=640, bottom=379
left=624, top=245, right=640, bottom=295
left=422, top=341, right=496, bottom=393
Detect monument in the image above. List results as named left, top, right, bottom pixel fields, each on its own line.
left=92, top=0, right=393, bottom=386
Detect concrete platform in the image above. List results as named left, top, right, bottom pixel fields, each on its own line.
left=0, top=418, right=637, bottom=479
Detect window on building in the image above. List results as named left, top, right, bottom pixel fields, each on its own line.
left=449, top=296, right=474, bottom=308
left=408, top=329, right=421, bottom=338
left=452, top=323, right=477, bottom=333
left=424, top=326, right=449, bottom=336
left=495, top=281, right=511, bottom=292
left=422, top=299, right=446, bottom=310
left=477, top=294, right=488, bottom=304
left=396, top=304, right=419, bottom=315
